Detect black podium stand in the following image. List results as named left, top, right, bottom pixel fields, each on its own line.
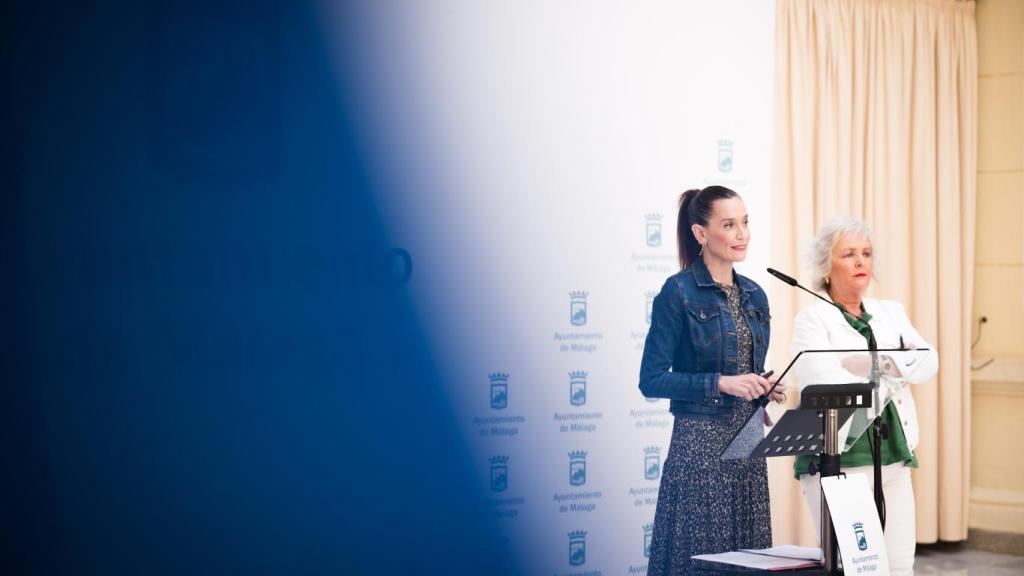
left=705, top=346, right=931, bottom=574
left=716, top=383, right=871, bottom=574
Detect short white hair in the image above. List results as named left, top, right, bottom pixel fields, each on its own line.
left=807, top=217, right=875, bottom=292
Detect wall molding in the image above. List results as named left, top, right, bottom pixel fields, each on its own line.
left=970, top=487, right=1024, bottom=535
left=971, top=358, right=1024, bottom=392
left=970, top=360, right=1024, bottom=537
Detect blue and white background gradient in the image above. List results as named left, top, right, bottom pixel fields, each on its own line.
left=4, top=1, right=774, bottom=573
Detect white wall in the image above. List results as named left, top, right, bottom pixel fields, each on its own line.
left=327, top=1, right=776, bottom=571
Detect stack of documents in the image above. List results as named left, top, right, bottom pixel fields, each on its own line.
left=692, top=545, right=822, bottom=570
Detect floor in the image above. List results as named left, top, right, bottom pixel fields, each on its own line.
left=915, top=545, right=1024, bottom=575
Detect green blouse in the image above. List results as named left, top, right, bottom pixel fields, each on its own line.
left=793, top=306, right=917, bottom=479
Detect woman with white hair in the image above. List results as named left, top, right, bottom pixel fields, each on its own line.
left=791, top=217, right=938, bottom=576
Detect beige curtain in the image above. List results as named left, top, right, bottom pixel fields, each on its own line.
left=770, top=0, right=976, bottom=544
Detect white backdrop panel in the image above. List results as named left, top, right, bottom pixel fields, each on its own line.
left=326, top=1, right=775, bottom=572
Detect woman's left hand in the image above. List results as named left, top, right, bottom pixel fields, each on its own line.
left=768, top=377, right=786, bottom=403
left=840, top=353, right=873, bottom=377
left=841, top=353, right=906, bottom=377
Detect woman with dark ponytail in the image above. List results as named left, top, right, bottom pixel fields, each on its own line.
left=640, top=185, right=784, bottom=575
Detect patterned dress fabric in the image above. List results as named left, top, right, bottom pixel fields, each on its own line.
left=647, top=282, right=772, bottom=576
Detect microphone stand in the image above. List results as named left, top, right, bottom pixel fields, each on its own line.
left=865, top=329, right=886, bottom=530
left=766, top=268, right=887, bottom=532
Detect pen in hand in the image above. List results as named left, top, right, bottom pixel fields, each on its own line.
left=756, top=370, right=776, bottom=405
left=758, top=370, right=780, bottom=424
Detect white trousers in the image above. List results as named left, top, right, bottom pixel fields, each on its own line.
left=799, top=463, right=916, bottom=576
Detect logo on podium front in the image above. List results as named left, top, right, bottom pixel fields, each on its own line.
left=569, top=451, right=588, bottom=487
left=568, top=530, right=587, bottom=566
left=489, top=455, right=509, bottom=492
left=853, top=521, right=868, bottom=551
left=489, top=372, right=509, bottom=410
left=643, top=523, right=654, bottom=558
left=718, top=139, right=734, bottom=173
left=570, top=371, right=588, bottom=406
left=644, top=446, right=661, bottom=481
left=645, top=213, right=662, bottom=247
left=570, top=291, right=588, bottom=326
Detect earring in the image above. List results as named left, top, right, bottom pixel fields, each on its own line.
left=824, top=277, right=830, bottom=285
left=698, top=243, right=705, bottom=256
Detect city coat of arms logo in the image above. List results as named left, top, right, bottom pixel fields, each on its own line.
left=853, top=521, right=868, bottom=551
left=570, top=291, right=588, bottom=326
left=645, top=213, right=662, bottom=247
left=569, top=450, right=587, bottom=487
left=568, top=530, right=587, bottom=566
left=569, top=370, right=588, bottom=406
left=718, top=139, right=734, bottom=173
left=489, top=372, right=509, bottom=410
left=644, top=446, right=661, bottom=481
left=489, top=455, right=509, bottom=492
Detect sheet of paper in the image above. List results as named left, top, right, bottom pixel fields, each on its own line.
left=691, top=551, right=819, bottom=570
left=740, top=545, right=822, bottom=561
left=821, top=473, right=890, bottom=576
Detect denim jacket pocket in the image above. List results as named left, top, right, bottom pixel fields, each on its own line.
left=749, top=306, right=771, bottom=329
left=754, top=306, right=771, bottom=323
left=685, top=305, right=721, bottom=349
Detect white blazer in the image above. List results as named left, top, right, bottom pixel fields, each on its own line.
left=790, top=298, right=938, bottom=452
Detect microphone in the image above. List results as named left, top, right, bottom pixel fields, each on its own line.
left=766, top=267, right=798, bottom=286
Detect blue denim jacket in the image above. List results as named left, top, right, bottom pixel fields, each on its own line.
left=639, top=258, right=771, bottom=418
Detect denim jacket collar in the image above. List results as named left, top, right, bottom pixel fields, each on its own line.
left=692, top=258, right=758, bottom=294
left=691, top=257, right=717, bottom=287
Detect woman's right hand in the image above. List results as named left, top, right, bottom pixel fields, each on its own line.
left=718, top=373, right=771, bottom=401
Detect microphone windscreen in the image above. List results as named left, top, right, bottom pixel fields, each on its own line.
left=766, top=267, right=798, bottom=286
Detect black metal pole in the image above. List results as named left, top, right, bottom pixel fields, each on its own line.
left=819, top=413, right=842, bottom=573
left=866, top=330, right=885, bottom=530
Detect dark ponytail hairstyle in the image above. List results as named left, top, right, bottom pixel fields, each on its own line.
left=676, top=185, right=740, bottom=269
